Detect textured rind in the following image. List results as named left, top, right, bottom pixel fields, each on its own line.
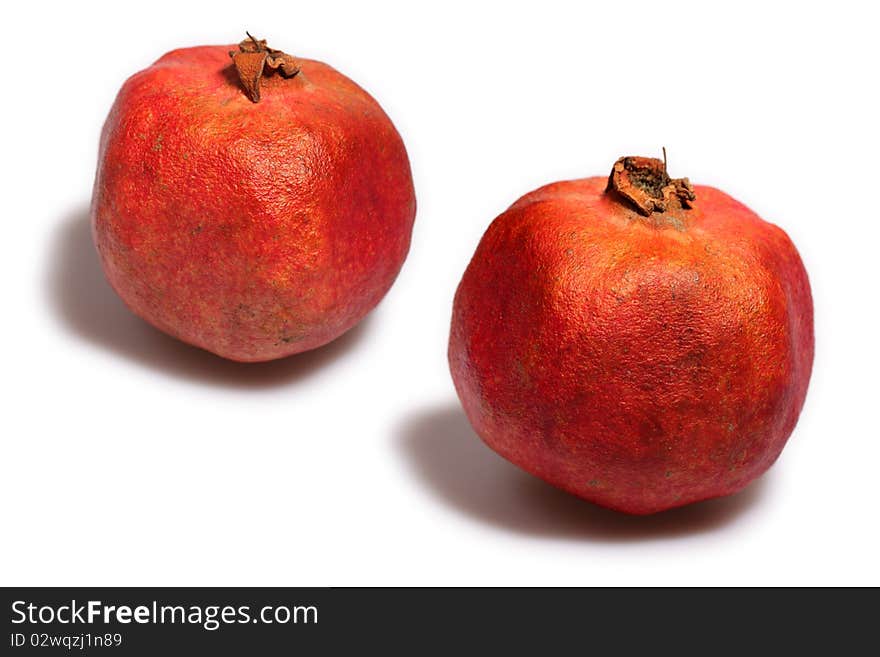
left=91, top=45, right=416, bottom=361
left=449, top=177, right=813, bottom=514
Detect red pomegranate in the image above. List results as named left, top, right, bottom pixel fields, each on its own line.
left=449, top=155, right=813, bottom=514
left=91, top=35, right=415, bottom=362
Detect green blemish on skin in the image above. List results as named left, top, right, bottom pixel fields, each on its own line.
left=514, top=359, right=531, bottom=385
left=665, top=470, right=673, bottom=478
left=152, top=135, right=164, bottom=152
left=588, top=479, right=600, bottom=487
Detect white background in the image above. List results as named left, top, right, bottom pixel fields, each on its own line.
left=2, top=0, right=878, bottom=586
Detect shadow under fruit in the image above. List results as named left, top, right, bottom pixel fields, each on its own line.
left=91, top=35, right=415, bottom=362
left=449, top=155, right=814, bottom=515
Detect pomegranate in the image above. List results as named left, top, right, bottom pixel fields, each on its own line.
left=91, top=34, right=416, bottom=362
left=449, top=155, right=813, bottom=514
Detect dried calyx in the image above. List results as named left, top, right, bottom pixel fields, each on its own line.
left=229, top=33, right=301, bottom=103
left=606, top=152, right=696, bottom=216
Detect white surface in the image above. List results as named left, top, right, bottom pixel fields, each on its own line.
left=2, top=0, right=878, bottom=586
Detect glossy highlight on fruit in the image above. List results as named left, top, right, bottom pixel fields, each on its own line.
left=92, top=35, right=416, bottom=362
left=449, top=155, right=813, bottom=514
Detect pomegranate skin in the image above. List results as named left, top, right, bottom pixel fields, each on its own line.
left=449, top=176, right=813, bottom=514
left=92, top=45, right=415, bottom=362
